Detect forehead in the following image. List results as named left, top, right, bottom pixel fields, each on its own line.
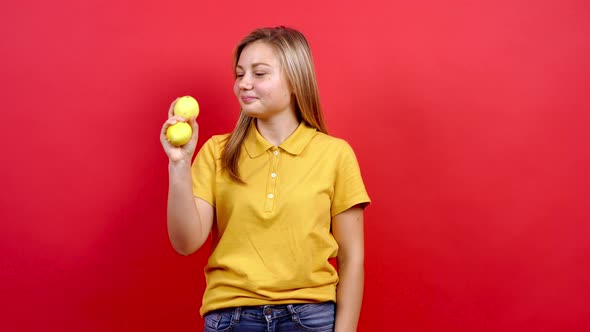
left=237, top=41, right=280, bottom=66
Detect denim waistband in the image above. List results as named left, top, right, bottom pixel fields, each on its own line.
left=208, top=301, right=334, bottom=323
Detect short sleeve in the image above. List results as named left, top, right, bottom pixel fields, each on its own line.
left=331, top=142, right=371, bottom=216
left=191, top=137, right=218, bottom=207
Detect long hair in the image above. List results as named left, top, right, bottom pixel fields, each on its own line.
left=221, top=26, right=328, bottom=183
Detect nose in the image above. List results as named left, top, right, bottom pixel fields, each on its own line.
left=238, top=73, right=253, bottom=90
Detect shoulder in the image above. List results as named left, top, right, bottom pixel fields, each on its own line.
left=308, top=132, right=364, bottom=172
left=194, top=133, right=232, bottom=162
left=311, top=131, right=356, bottom=154
left=209, top=133, right=232, bottom=144
left=201, top=133, right=231, bottom=151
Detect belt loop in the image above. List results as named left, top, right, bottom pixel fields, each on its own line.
left=232, top=307, right=242, bottom=323
left=286, top=304, right=298, bottom=322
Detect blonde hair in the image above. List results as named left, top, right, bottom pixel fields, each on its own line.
left=222, top=26, right=328, bottom=183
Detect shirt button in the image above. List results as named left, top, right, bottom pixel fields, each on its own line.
left=273, top=150, right=279, bottom=156
left=268, top=193, right=274, bottom=199
left=271, top=173, right=277, bottom=178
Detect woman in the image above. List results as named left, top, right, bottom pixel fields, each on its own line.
left=160, top=26, right=370, bottom=332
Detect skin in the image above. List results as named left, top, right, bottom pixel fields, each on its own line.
left=234, top=40, right=299, bottom=145
left=332, top=206, right=365, bottom=332
left=160, top=101, right=213, bottom=256
left=160, top=40, right=365, bottom=332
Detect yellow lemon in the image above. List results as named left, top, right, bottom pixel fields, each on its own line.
left=174, top=96, right=200, bottom=119
left=166, top=122, right=192, bottom=146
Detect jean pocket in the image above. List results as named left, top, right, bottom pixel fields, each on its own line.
left=293, top=302, right=335, bottom=332
left=204, top=310, right=234, bottom=332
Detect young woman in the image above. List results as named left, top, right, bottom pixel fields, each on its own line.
left=160, top=26, right=370, bottom=332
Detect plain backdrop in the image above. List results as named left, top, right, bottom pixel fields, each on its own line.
left=1, top=0, right=589, bottom=331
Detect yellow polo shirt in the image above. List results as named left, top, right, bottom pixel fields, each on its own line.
left=191, top=121, right=370, bottom=316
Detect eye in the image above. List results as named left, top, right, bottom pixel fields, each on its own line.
left=235, top=73, right=244, bottom=78
left=254, top=72, right=267, bottom=77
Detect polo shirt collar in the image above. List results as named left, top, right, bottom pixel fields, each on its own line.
left=244, top=120, right=317, bottom=158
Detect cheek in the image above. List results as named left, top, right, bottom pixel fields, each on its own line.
left=278, top=80, right=292, bottom=100
left=280, top=84, right=293, bottom=101
left=233, top=82, right=240, bottom=96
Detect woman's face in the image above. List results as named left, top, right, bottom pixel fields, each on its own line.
left=234, top=41, right=294, bottom=120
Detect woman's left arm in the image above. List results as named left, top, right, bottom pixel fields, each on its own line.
left=332, top=205, right=365, bottom=332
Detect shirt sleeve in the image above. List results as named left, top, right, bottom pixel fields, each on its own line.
left=331, top=141, right=371, bottom=217
left=191, top=137, right=218, bottom=207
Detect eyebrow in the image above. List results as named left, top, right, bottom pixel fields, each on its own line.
left=236, top=62, right=272, bottom=69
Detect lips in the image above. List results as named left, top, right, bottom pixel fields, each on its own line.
left=240, top=95, right=257, bottom=103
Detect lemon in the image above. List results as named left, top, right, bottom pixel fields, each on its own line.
left=174, top=96, right=200, bottom=119
left=166, top=122, right=192, bottom=146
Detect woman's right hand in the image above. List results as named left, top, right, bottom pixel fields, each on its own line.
left=160, top=98, right=199, bottom=163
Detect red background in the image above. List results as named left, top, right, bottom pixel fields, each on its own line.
left=1, top=0, right=589, bottom=331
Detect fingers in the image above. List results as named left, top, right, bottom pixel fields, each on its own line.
left=160, top=116, right=183, bottom=146
left=162, top=98, right=199, bottom=155
left=167, top=115, right=188, bottom=123
left=168, top=97, right=180, bottom=117
left=189, top=116, right=199, bottom=142
left=160, top=116, right=184, bottom=137
left=160, top=120, right=172, bottom=146
left=160, top=115, right=197, bottom=148
left=162, top=98, right=182, bottom=144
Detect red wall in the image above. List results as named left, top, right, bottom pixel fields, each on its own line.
left=1, top=0, right=589, bottom=331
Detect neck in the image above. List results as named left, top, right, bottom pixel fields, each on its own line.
left=255, top=111, right=300, bottom=146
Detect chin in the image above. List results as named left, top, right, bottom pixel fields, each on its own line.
left=242, top=108, right=265, bottom=118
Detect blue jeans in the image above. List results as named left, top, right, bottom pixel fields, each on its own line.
left=203, top=302, right=335, bottom=332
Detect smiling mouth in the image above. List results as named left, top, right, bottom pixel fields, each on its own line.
left=241, top=96, right=257, bottom=103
